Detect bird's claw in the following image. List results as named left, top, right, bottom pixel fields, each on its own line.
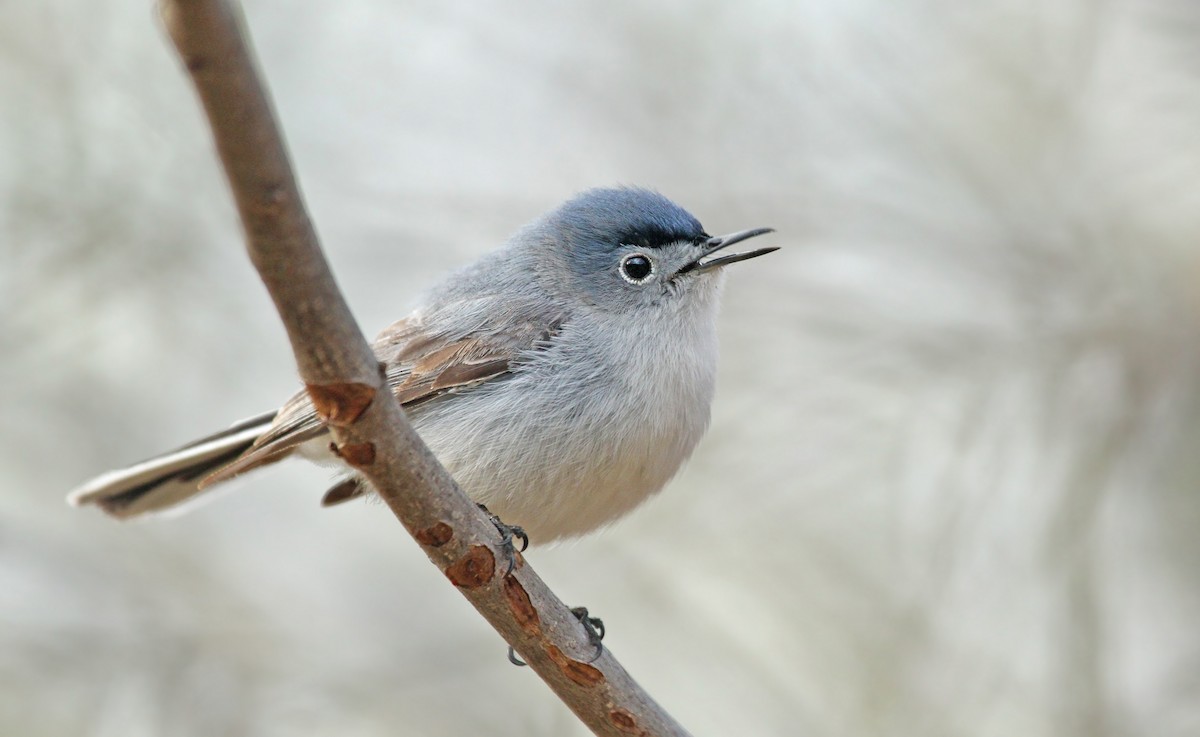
left=506, top=606, right=606, bottom=667
left=570, top=606, right=605, bottom=663
left=507, top=646, right=526, bottom=667
left=477, top=504, right=527, bottom=576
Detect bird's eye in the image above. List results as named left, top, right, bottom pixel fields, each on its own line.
left=619, top=254, right=654, bottom=284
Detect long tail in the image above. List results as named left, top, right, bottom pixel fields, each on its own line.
left=67, top=411, right=279, bottom=519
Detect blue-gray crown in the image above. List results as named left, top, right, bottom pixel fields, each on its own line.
left=548, top=187, right=707, bottom=254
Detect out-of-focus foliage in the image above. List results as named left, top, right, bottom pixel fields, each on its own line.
left=2, top=1, right=1199, bottom=735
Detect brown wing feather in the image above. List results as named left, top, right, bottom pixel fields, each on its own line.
left=392, top=337, right=515, bottom=405
left=200, top=310, right=564, bottom=488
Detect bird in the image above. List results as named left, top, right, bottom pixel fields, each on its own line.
left=68, top=187, right=776, bottom=543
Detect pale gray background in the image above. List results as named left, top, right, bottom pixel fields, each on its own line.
left=3, top=1, right=1199, bottom=735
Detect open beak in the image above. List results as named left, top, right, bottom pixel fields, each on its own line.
left=684, top=227, right=777, bottom=274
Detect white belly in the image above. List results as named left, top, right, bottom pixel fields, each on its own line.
left=409, top=316, right=719, bottom=541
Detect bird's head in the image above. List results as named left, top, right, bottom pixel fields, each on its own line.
left=529, top=187, right=776, bottom=315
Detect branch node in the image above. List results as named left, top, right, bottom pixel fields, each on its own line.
left=445, top=545, right=495, bottom=588
left=545, top=645, right=605, bottom=687
left=414, top=522, right=454, bottom=548
left=608, top=709, right=644, bottom=734
left=503, top=575, right=541, bottom=635
left=306, top=381, right=376, bottom=427
left=329, top=441, right=376, bottom=467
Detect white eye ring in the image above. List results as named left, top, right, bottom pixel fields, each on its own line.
left=619, top=253, right=654, bottom=284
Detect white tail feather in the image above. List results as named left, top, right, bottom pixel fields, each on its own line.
left=68, top=414, right=276, bottom=518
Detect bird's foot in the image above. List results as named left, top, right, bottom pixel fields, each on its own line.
left=477, top=504, right=528, bottom=577
left=570, top=606, right=606, bottom=663
left=507, top=606, right=605, bottom=667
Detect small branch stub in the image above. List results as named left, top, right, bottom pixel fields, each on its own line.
left=307, top=382, right=376, bottom=427
left=503, top=576, right=541, bottom=634
left=546, top=644, right=605, bottom=687
left=331, top=441, right=377, bottom=467
left=414, top=522, right=454, bottom=548
left=445, top=545, right=495, bottom=588
left=609, top=709, right=643, bottom=735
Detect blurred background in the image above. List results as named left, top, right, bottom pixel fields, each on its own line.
left=3, top=1, right=1199, bottom=735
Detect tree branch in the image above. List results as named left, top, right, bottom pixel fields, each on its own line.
left=157, top=1, right=690, bottom=735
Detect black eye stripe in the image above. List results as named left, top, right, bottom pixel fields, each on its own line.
left=617, top=225, right=701, bottom=250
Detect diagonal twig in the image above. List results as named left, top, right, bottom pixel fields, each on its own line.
left=157, top=1, right=691, bottom=735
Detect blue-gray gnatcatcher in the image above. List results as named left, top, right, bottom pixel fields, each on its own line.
left=68, top=187, right=776, bottom=542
